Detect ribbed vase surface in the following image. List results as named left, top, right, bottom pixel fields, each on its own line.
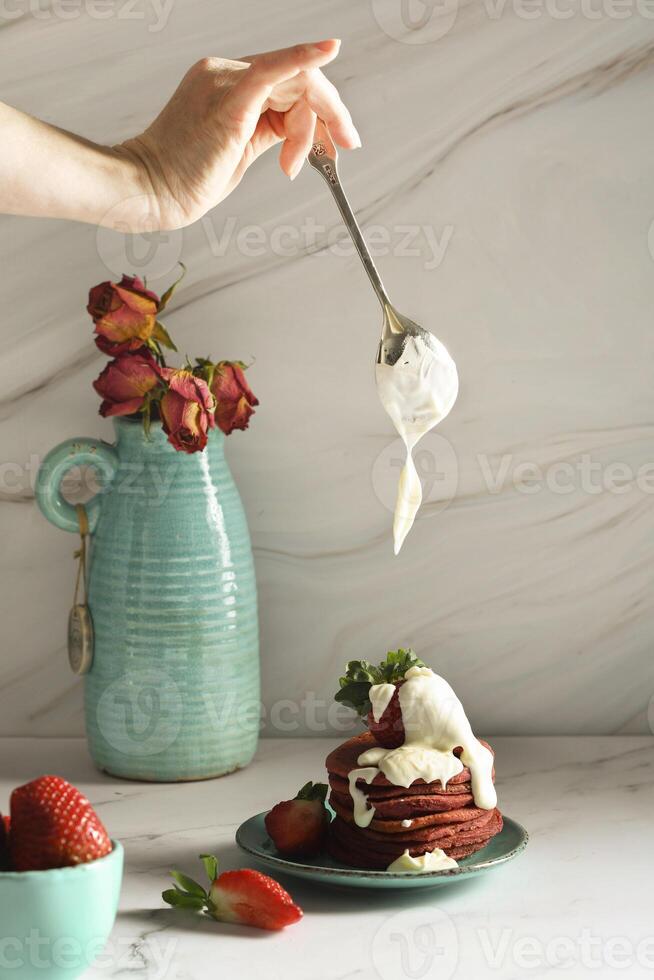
left=36, top=418, right=260, bottom=781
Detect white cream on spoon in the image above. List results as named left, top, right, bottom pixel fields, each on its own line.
left=307, top=126, right=458, bottom=556
left=348, top=666, right=496, bottom=828
left=375, top=330, right=458, bottom=554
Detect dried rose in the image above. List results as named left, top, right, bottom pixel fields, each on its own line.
left=160, top=370, right=215, bottom=454
left=93, top=349, right=162, bottom=417
left=88, top=275, right=160, bottom=355
left=210, top=361, right=259, bottom=435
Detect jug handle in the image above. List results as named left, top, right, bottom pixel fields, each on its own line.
left=35, top=437, right=118, bottom=533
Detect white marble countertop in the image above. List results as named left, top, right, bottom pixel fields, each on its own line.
left=1, top=736, right=652, bottom=979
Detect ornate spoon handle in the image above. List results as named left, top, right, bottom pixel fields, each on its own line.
left=307, top=120, right=390, bottom=311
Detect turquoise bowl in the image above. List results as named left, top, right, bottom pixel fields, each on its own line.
left=35, top=418, right=260, bottom=782
left=0, top=841, right=123, bottom=979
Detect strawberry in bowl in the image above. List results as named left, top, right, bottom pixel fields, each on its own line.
left=334, top=648, right=426, bottom=748
left=10, top=775, right=113, bottom=871
left=0, top=775, right=123, bottom=980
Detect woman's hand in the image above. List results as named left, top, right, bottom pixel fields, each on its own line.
left=116, top=39, right=360, bottom=231
left=0, top=39, right=358, bottom=232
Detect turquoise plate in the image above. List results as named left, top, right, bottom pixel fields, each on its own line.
left=236, top=812, right=528, bottom=890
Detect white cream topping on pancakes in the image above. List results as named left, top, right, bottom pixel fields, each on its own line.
left=386, top=848, right=458, bottom=873
left=375, top=331, right=458, bottom=555
left=348, top=666, right=496, bottom=828
left=347, top=766, right=379, bottom=828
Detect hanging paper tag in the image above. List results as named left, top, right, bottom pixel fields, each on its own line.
left=68, top=603, right=94, bottom=675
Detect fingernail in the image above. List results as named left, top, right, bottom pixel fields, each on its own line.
left=350, top=127, right=362, bottom=149
left=314, top=39, right=340, bottom=51
left=289, top=161, right=303, bottom=180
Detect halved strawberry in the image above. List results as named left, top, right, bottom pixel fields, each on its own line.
left=209, top=869, right=302, bottom=930
left=334, top=648, right=425, bottom=748
left=0, top=813, right=10, bottom=870
left=163, top=854, right=302, bottom=931
left=10, top=775, right=112, bottom=871
left=264, top=781, right=329, bottom=857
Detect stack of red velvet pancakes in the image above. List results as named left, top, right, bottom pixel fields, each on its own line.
left=326, top=732, right=503, bottom=870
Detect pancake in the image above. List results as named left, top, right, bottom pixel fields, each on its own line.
left=329, top=792, right=487, bottom=833
left=327, top=832, right=497, bottom=870
left=329, top=785, right=475, bottom=820
left=324, top=730, right=502, bottom=869
left=325, top=732, right=495, bottom=794
left=337, top=807, right=499, bottom=846
left=328, top=810, right=503, bottom=869
left=328, top=773, right=473, bottom=801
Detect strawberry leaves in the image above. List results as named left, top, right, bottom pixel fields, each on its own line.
left=335, top=648, right=425, bottom=718
left=200, top=853, right=218, bottom=882
left=295, top=781, right=328, bottom=803
left=163, top=853, right=218, bottom=914
left=162, top=888, right=206, bottom=911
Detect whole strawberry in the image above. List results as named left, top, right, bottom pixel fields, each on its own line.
left=163, top=854, right=302, bottom=931
left=334, top=649, right=425, bottom=748
left=10, top=775, right=112, bottom=871
left=264, top=781, right=329, bottom=857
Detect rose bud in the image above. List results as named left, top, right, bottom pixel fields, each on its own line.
left=93, top=350, right=162, bottom=417
left=160, top=370, right=215, bottom=454
left=88, top=275, right=160, bottom=355
left=210, top=361, right=259, bottom=435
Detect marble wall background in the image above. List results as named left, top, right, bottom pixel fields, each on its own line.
left=1, top=0, right=654, bottom=737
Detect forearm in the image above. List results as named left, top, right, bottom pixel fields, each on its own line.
left=0, top=101, right=154, bottom=229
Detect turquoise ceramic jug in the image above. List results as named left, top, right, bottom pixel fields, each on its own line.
left=35, top=418, right=260, bottom=781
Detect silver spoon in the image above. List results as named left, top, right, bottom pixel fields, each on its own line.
left=307, top=120, right=434, bottom=367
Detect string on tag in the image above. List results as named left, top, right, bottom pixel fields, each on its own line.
left=73, top=503, right=89, bottom=607
left=68, top=502, right=94, bottom=675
